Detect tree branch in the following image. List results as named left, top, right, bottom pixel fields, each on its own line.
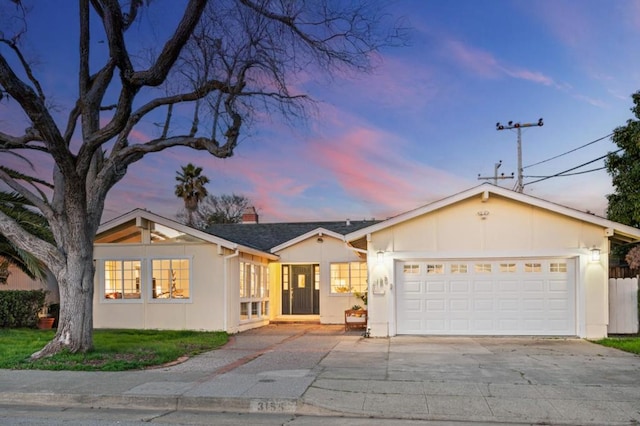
left=128, top=0, right=208, bottom=87
left=0, top=53, right=74, bottom=176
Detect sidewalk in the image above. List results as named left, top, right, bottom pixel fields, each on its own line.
left=1, top=324, right=640, bottom=425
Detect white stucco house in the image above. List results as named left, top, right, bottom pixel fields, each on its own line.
left=93, top=184, right=640, bottom=339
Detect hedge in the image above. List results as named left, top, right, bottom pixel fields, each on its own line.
left=0, top=290, right=47, bottom=328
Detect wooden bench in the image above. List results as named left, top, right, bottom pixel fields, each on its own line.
left=344, top=309, right=368, bottom=331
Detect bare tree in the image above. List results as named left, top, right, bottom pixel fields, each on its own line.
left=0, top=0, right=403, bottom=358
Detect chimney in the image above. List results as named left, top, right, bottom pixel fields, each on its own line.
left=241, top=206, right=259, bottom=224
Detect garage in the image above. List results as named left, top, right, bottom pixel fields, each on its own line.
left=396, top=258, right=576, bottom=336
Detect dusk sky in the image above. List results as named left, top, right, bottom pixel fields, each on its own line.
left=2, top=1, right=640, bottom=224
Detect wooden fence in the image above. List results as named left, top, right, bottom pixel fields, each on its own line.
left=608, top=277, right=639, bottom=334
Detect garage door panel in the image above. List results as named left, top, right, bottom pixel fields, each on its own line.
left=474, top=281, right=493, bottom=292
left=404, top=281, right=422, bottom=293
left=426, top=299, right=445, bottom=311
left=426, top=281, right=445, bottom=292
left=397, top=259, right=576, bottom=336
left=450, top=281, right=470, bottom=292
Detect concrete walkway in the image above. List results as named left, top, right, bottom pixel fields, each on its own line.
left=1, top=324, right=640, bottom=425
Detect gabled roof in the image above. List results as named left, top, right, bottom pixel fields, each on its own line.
left=97, top=209, right=278, bottom=260
left=206, top=220, right=378, bottom=252
left=345, top=183, right=640, bottom=243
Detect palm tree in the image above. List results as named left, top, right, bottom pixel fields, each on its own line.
left=174, top=163, right=210, bottom=227
left=0, top=191, right=53, bottom=282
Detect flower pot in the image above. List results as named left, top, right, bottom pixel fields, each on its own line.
left=37, top=317, right=55, bottom=329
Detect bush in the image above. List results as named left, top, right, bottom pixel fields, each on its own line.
left=0, top=290, right=47, bottom=328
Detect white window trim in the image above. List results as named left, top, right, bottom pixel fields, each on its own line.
left=240, top=260, right=270, bottom=322
left=148, top=257, right=193, bottom=304
left=329, top=261, right=368, bottom=295
left=98, top=258, right=144, bottom=304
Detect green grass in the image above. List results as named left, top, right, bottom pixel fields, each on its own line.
left=594, top=336, right=640, bottom=355
left=0, top=328, right=228, bottom=371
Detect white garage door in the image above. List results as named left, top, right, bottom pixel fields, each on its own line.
left=396, top=258, right=576, bottom=335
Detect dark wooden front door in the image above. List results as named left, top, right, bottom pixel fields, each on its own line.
left=282, top=264, right=319, bottom=315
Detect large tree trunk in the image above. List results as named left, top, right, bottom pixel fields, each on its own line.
left=31, top=237, right=95, bottom=359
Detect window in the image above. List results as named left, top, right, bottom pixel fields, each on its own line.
left=330, top=262, right=367, bottom=293
left=500, top=263, right=516, bottom=273
left=524, top=263, right=542, bottom=273
left=550, top=262, right=567, bottom=273
left=426, top=264, right=444, bottom=274
left=451, top=264, right=468, bottom=274
left=240, top=261, right=269, bottom=321
left=151, top=258, right=190, bottom=299
left=475, top=263, right=492, bottom=273
left=403, top=264, right=420, bottom=274
left=104, top=260, right=141, bottom=299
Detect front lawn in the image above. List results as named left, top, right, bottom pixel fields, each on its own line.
left=0, top=328, right=228, bottom=371
left=594, top=336, right=640, bottom=355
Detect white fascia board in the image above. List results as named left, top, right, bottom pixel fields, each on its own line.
left=345, top=183, right=640, bottom=243
left=97, top=209, right=278, bottom=260
left=270, top=228, right=344, bottom=253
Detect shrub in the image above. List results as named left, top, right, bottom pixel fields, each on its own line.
left=0, top=290, right=47, bottom=328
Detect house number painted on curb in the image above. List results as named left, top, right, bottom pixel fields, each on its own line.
left=251, top=399, right=295, bottom=413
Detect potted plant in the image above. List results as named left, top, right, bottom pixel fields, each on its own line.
left=37, top=304, right=55, bottom=329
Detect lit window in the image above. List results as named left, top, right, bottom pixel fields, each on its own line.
left=475, top=263, right=492, bottom=273
left=550, top=262, right=567, bottom=273
left=151, top=258, right=190, bottom=299
left=104, top=260, right=141, bottom=300
left=240, top=261, right=269, bottom=321
left=500, top=263, right=516, bottom=273
left=330, top=262, right=367, bottom=293
left=524, top=263, right=542, bottom=273
left=403, top=264, right=420, bottom=274
left=426, top=264, right=444, bottom=274
left=451, top=264, right=468, bottom=274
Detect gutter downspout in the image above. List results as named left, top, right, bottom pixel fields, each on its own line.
left=223, top=248, right=240, bottom=331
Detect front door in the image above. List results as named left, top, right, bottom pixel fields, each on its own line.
left=282, top=264, right=319, bottom=315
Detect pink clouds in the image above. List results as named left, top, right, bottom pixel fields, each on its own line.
left=306, top=119, right=469, bottom=219
left=446, top=39, right=557, bottom=87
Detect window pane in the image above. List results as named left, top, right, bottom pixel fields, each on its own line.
left=403, top=264, right=420, bottom=274
left=330, top=263, right=350, bottom=293
left=152, top=259, right=190, bottom=299
left=426, top=264, right=444, bottom=274
left=475, top=263, right=492, bottom=273
left=104, top=260, right=141, bottom=300
left=524, top=263, right=541, bottom=273
left=550, top=262, right=567, bottom=273
left=282, top=265, right=289, bottom=291
left=499, top=263, right=516, bottom=273
left=451, top=264, right=467, bottom=274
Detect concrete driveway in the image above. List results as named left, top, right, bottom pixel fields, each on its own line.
left=303, top=333, right=640, bottom=424
left=2, top=324, right=640, bottom=425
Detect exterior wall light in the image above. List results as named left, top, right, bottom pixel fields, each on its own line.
left=590, top=247, right=601, bottom=262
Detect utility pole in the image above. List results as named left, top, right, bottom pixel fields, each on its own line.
left=477, top=160, right=514, bottom=185
left=496, top=118, right=543, bottom=192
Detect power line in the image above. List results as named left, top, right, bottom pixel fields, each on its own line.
left=523, top=133, right=613, bottom=169
left=524, top=166, right=606, bottom=178
left=524, top=149, right=622, bottom=186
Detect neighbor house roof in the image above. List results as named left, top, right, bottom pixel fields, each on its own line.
left=206, top=220, right=378, bottom=252
left=345, top=183, right=640, bottom=244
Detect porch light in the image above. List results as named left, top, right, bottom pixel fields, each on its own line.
left=376, top=250, right=384, bottom=261
left=590, top=247, right=601, bottom=262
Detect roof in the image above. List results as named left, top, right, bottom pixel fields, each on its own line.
left=96, top=209, right=279, bottom=260
left=206, top=220, right=378, bottom=252
left=345, top=183, right=640, bottom=243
